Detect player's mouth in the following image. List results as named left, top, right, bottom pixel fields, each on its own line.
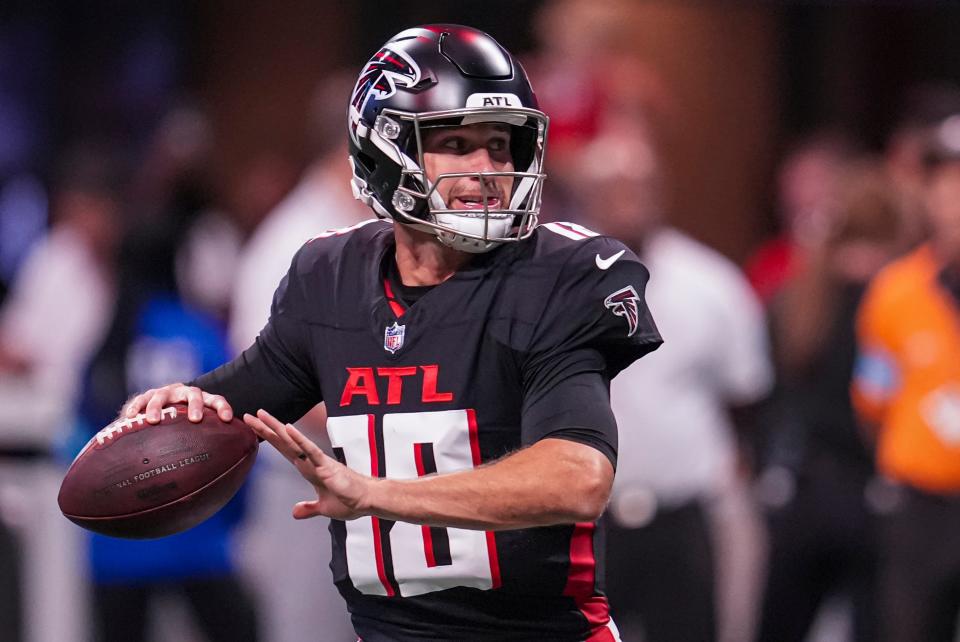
left=451, top=194, right=504, bottom=210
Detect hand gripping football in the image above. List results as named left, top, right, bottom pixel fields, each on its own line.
left=58, top=404, right=257, bottom=539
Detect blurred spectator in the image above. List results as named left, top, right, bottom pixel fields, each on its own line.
left=852, top=112, right=960, bottom=642
left=129, top=104, right=243, bottom=320
left=755, top=159, right=904, bottom=642
left=884, top=82, right=960, bottom=250
left=0, top=144, right=122, bottom=405
left=527, top=0, right=671, bottom=221
left=0, top=144, right=125, bottom=642
left=225, top=150, right=300, bottom=241
left=229, top=71, right=365, bottom=642
left=0, top=173, right=47, bottom=307
left=745, top=132, right=857, bottom=306
left=229, top=71, right=366, bottom=351
left=574, top=112, right=773, bottom=642
left=79, top=217, right=258, bottom=642
left=529, top=0, right=628, bottom=156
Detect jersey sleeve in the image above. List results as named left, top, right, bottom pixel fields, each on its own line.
left=519, top=236, right=662, bottom=465
left=526, top=236, right=662, bottom=375
left=520, top=348, right=619, bottom=466
left=190, top=245, right=322, bottom=423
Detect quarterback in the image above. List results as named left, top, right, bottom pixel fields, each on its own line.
left=125, top=24, right=661, bottom=641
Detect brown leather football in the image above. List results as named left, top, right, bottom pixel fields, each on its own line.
left=58, top=404, right=257, bottom=539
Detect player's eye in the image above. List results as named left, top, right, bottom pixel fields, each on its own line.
left=440, top=137, right=465, bottom=152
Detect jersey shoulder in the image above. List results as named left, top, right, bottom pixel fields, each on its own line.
left=530, top=221, right=628, bottom=259
left=289, top=218, right=389, bottom=285
left=527, top=221, right=650, bottom=291
left=294, top=218, right=389, bottom=269
left=524, top=221, right=644, bottom=280
left=274, top=218, right=390, bottom=321
left=519, top=222, right=662, bottom=376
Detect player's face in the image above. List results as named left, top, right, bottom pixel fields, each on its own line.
left=421, top=123, right=515, bottom=210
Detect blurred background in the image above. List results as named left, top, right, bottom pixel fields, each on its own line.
left=4, top=1, right=960, bottom=641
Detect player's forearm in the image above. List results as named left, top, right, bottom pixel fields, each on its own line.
left=364, top=438, right=613, bottom=530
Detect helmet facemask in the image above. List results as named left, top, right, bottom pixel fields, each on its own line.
left=360, top=107, right=548, bottom=253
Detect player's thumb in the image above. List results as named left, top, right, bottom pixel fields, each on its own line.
left=292, top=500, right=323, bottom=520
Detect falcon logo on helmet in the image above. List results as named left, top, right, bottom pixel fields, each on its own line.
left=604, top=286, right=641, bottom=337
left=349, top=46, right=421, bottom=146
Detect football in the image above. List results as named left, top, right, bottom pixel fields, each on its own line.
left=58, top=404, right=257, bottom=539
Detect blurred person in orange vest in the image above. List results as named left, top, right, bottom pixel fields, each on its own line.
left=755, top=159, right=904, bottom=642
left=852, top=111, right=960, bottom=642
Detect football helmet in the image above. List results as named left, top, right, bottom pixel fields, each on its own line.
left=347, top=24, right=548, bottom=253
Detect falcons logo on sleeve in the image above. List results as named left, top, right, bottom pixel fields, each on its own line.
left=604, top=286, right=641, bottom=337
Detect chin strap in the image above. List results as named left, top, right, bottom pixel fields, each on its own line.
left=435, top=230, right=501, bottom=253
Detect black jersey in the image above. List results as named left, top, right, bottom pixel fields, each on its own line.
left=195, top=219, right=661, bottom=641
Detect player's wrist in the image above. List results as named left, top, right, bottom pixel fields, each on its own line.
left=357, top=476, right=388, bottom=518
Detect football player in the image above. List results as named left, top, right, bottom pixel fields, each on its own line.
left=124, top=24, right=661, bottom=641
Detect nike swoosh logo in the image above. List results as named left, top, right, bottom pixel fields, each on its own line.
left=595, top=249, right=626, bottom=270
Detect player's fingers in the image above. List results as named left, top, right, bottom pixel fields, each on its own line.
left=243, top=412, right=280, bottom=443
left=286, top=425, right=327, bottom=469
left=181, top=387, right=205, bottom=422
left=202, top=392, right=234, bottom=422
left=254, top=408, right=286, bottom=432
left=144, top=388, right=170, bottom=424
left=251, top=412, right=326, bottom=483
left=244, top=413, right=299, bottom=463
left=124, top=392, right=149, bottom=418
left=255, top=409, right=302, bottom=452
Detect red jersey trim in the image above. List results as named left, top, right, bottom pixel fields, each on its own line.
left=563, top=522, right=614, bottom=640
left=367, top=415, right=395, bottom=596
left=467, top=408, right=502, bottom=589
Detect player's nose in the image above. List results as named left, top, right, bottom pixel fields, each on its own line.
left=464, top=147, right=499, bottom=174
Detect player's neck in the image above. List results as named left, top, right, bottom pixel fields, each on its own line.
left=393, top=223, right=472, bottom=286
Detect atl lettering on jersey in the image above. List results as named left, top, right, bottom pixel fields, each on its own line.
left=340, top=365, right=454, bottom=406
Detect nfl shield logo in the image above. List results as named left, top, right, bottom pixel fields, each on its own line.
left=384, top=322, right=406, bottom=354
